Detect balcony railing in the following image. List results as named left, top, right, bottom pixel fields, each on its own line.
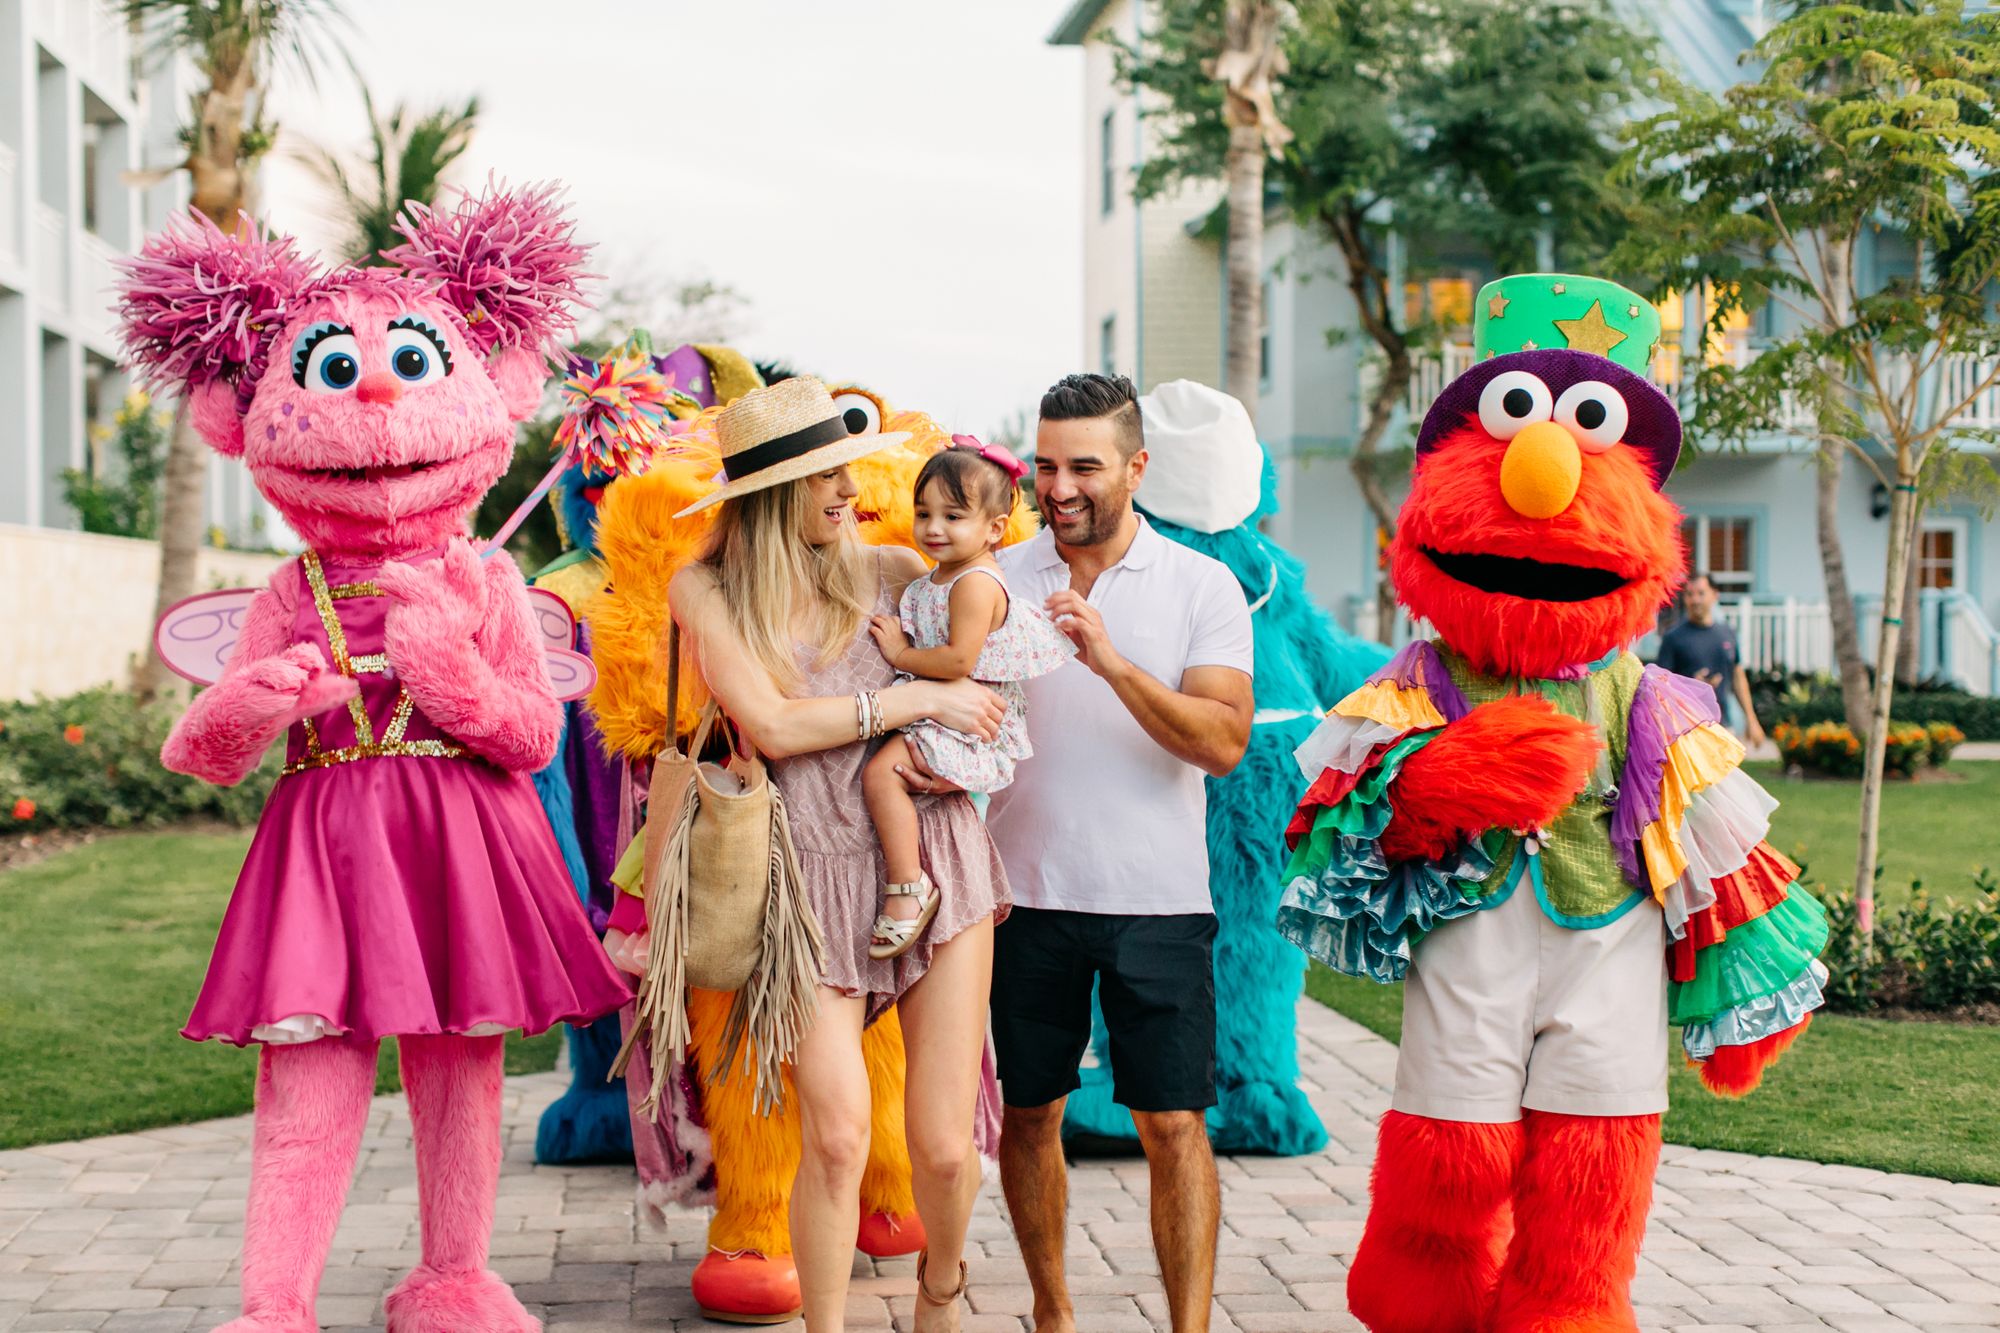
left=0, top=143, right=17, bottom=265
left=34, top=203, right=68, bottom=314
left=78, top=229, right=122, bottom=340
left=31, top=0, right=133, bottom=100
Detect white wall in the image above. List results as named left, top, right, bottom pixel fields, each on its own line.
left=0, top=523, right=284, bottom=700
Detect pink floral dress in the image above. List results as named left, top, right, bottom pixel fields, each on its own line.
left=897, top=565, right=1074, bottom=793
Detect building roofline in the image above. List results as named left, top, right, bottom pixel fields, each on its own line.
left=1048, top=0, right=1115, bottom=45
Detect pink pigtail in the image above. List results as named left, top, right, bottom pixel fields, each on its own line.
left=383, top=177, right=594, bottom=357
left=115, top=211, right=318, bottom=408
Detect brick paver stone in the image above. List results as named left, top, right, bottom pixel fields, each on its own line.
left=4, top=1001, right=1997, bottom=1331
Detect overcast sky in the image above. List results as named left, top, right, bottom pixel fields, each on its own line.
left=260, top=1, right=1086, bottom=441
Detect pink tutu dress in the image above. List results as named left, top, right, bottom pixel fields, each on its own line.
left=897, top=565, right=1073, bottom=793
left=182, top=549, right=633, bottom=1047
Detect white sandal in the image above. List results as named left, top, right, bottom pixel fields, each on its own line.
left=869, top=872, right=939, bottom=960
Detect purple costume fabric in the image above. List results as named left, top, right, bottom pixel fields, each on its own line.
left=1609, top=664, right=1724, bottom=886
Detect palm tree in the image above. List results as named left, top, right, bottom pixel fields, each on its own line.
left=123, top=0, right=345, bottom=695
left=1213, top=1, right=1292, bottom=422
left=312, top=86, right=479, bottom=265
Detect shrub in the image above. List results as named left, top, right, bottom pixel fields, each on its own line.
left=1773, top=718, right=1952, bottom=778
left=1750, top=668, right=2000, bottom=740
left=1820, top=872, right=2000, bottom=1014
left=1927, top=720, right=1966, bottom=766
left=0, top=687, right=277, bottom=833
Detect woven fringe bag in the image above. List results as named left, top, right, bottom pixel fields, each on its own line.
left=613, top=622, right=825, bottom=1117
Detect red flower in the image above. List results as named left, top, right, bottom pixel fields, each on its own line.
left=11, top=798, right=34, bottom=821
left=63, top=725, right=85, bottom=745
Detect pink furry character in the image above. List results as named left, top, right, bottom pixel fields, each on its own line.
left=118, top=184, right=632, bottom=1333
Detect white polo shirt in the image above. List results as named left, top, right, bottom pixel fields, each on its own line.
left=986, top=519, right=1253, bottom=916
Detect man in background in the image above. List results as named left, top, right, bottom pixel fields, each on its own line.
left=1657, top=572, right=1766, bottom=747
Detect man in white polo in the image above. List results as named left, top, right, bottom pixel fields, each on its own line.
left=985, top=372, right=1254, bottom=1333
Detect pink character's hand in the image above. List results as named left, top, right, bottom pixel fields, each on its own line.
left=242, top=643, right=359, bottom=725
left=376, top=538, right=486, bottom=658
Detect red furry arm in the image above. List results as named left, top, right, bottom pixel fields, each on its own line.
left=1378, top=695, right=1601, bottom=863
left=1697, top=1013, right=1811, bottom=1098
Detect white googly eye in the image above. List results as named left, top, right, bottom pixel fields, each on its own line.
left=1553, top=381, right=1629, bottom=453
left=292, top=324, right=360, bottom=394
left=831, top=389, right=884, bottom=436
left=1476, top=371, right=1554, bottom=440
left=385, top=317, right=453, bottom=387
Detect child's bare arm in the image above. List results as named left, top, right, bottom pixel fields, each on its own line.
left=870, top=572, right=1007, bottom=680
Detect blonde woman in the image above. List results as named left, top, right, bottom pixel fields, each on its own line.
left=670, top=377, right=1011, bottom=1333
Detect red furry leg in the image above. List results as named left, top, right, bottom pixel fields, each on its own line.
left=1346, top=1111, right=1522, bottom=1333
left=1488, top=1112, right=1661, bottom=1333
left=1697, top=1014, right=1810, bottom=1098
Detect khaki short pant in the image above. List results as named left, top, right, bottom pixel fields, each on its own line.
left=1392, top=871, right=1669, bottom=1122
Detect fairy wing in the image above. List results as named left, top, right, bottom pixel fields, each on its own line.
left=154, top=588, right=259, bottom=686
left=524, top=585, right=597, bottom=703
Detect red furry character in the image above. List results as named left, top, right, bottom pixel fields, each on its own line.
left=1279, top=276, right=1830, bottom=1332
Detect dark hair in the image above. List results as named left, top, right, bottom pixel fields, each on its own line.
left=914, top=448, right=1018, bottom=520
left=1685, top=572, right=1716, bottom=593
left=1039, top=372, right=1144, bottom=459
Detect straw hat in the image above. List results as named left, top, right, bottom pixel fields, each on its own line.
left=673, top=375, right=910, bottom=517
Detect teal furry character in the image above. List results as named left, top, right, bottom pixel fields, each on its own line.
left=1061, top=380, right=1392, bottom=1154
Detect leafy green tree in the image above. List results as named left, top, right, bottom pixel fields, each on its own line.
left=1118, top=0, right=1653, bottom=638
left=312, top=86, right=479, bottom=265
left=62, top=394, right=170, bottom=539
left=1612, top=0, right=2000, bottom=935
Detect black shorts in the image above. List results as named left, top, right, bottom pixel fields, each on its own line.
left=990, top=907, right=1217, bottom=1113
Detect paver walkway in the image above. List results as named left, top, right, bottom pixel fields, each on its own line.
left=3, top=1001, right=1998, bottom=1332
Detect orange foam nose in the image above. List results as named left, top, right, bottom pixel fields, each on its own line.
left=1500, top=421, right=1582, bottom=518
left=356, top=373, right=402, bottom=405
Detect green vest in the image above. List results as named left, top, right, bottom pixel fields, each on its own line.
left=1440, top=646, right=1648, bottom=928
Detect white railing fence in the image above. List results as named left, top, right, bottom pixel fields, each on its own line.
left=77, top=230, right=121, bottom=340
left=1336, top=590, right=1995, bottom=697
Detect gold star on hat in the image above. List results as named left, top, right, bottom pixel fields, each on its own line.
left=1554, top=300, right=1628, bottom=358
left=1488, top=293, right=1510, bottom=320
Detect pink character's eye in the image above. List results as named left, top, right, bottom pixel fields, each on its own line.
left=386, top=315, right=452, bottom=386
left=292, top=322, right=360, bottom=393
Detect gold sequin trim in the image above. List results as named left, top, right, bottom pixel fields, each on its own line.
left=287, top=552, right=469, bottom=775
left=283, top=739, right=467, bottom=776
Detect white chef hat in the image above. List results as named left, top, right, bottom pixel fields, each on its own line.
left=1135, top=379, right=1264, bottom=534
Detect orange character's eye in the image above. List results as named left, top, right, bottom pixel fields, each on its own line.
left=830, top=388, right=886, bottom=436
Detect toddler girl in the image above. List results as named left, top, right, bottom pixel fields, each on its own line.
left=863, top=437, right=1072, bottom=959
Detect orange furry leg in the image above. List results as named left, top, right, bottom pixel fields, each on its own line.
left=1346, top=1111, right=1522, bottom=1333
left=1488, top=1112, right=1661, bottom=1333
left=1697, top=1014, right=1810, bottom=1098
left=687, top=987, right=801, bottom=1324
left=856, top=1007, right=924, bottom=1257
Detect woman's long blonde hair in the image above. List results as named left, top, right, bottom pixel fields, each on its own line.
left=699, top=476, right=874, bottom=693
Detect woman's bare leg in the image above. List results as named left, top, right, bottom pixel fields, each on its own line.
left=789, top=988, right=872, bottom=1332
left=897, top=915, right=995, bottom=1330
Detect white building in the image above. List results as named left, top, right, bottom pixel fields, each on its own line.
left=1051, top=0, right=2000, bottom=696
left=0, top=0, right=268, bottom=545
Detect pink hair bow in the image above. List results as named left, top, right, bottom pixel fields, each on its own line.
left=950, top=433, right=1029, bottom=482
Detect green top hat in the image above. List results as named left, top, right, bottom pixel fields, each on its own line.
left=1473, top=274, right=1661, bottom=375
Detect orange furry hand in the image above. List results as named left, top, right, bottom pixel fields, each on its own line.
left=1378, top=695, right=1600, bottom=864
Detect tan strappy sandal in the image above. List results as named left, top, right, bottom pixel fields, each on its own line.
left=869, top=871, right=940, bottom=960
left=914, top=1251, right=967, bottom=1332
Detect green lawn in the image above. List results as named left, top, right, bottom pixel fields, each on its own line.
left=1755, top=759, right=2000, bottom=906
left=0, top=831, right=562, bottom=1149
left=1306, top=966, right=2000, bottom=1185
